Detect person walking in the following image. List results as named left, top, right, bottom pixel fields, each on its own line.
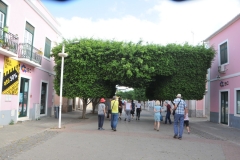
left=131, top=100, right=135, bottom=120
left=98, top=98, right=106, bottom=130
left=136, top=100, right=141, bottom=120
left=184, top=107, right=190, bottom=134
left=105, top=98, right=111, bottom=120
left=173, top=94, right=187, bottom=140
left=124, top=99, right=132, bottom=122
left=164, top=101, right=172, bottom=124
left=118, top=97, right=123, bottom=120
left=111, top=96, right=119, bottom=131
left=154, top=100, right=162, bottom=131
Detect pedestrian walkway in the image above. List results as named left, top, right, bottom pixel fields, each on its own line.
left=0, top=109, right=240, bottom=160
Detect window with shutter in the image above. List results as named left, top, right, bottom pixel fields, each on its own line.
left=44, top=38, right=51, bottom=58
left=237, top=90, right=240, bottom=114
left=220, top=42, right=228, bottom=65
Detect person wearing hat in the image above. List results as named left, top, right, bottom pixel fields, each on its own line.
left=173, top=94, right=187, bottom=140
left=98, top=98, right=106, bottom=130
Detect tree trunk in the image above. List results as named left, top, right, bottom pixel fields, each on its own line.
left=78, top=98, right=81, bottom=110
left=161, top=100, right=163, bottom=107
left=92, top=98, right=100, bottom=114
left=67, top=99, right=69, bottom=112
left=73, top=98, right=75, bottom=111
left=82, top=98, right=88, bottom=119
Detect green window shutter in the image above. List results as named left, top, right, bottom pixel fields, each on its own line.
left=0, top=1, right=7, bottom=14
left=237, top=90, right=240, bottom=114
left=44, top=38, right=51, bottom=58
left=220, top=42, right=227, bottom=65
left=25, top=22, right=35, bottom=34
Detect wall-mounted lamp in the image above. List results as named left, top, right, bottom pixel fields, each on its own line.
left=217, top=75, right=220, bottom=79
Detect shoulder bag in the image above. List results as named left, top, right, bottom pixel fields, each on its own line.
left=172, top=99, right=181, bottom=115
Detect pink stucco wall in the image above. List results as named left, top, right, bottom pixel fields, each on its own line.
left=196, top=100, right=203, bottom=110
left=7, top=0, right=60, bottom=52
left=0, top=0, right=60, bottom=117
left=209, top=19, right=240, bottom=80
left=208, top=17, right=240, bottom=115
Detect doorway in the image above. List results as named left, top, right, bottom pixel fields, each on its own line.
left=220, top=91, right=228, bottom=124
left=19, top=77, right=29, bottom=117
left=40, top=82, right=47, bottom=114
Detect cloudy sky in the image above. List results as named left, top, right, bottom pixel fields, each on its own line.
left=42, top=0, right=240, bottom=45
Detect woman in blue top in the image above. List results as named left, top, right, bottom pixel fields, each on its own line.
left=154, top=100, right=162, bottom=131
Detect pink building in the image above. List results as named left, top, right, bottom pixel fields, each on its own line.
left=0, top=0, right=61, bottom=125
left=205, top=13, right=240, bottom=129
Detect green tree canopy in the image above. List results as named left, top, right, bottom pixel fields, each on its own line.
left=116, top=90, right=134, bottom=100
left=52, top=38, right=215, bottom=102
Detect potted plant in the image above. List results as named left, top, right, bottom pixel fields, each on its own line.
left=15, top=34, right=18, bottom=40
left=9, top=45, right=15, bottom=52
left=3, top=26, right=8, bottom=33
left=2, top=42, right=9, bottom=50
left=0, top=39, right=4, bottom=47
left=38, top=48, right=43, bottom=55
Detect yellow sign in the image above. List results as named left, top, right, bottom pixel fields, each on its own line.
left=2, top=57, right=20, bottom=95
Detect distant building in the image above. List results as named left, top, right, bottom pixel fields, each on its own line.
left=116, top=85, right=134, bottom=92
left=204, top=13, right=240, bottom=129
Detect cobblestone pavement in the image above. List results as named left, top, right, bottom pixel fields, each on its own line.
left=0, top=131, right=59, bottom=160
left=0, top=109, right=240, bottom=160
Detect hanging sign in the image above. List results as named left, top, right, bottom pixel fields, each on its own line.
left=2, top=57, right=20, bottom=95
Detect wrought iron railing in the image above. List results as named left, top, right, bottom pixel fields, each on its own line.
left=18, top=43, right=42, bottom=65
left=0, top=27, right=19, bottom=54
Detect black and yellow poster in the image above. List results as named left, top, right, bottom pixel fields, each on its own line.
left=2, top=57, right=20, bottom=95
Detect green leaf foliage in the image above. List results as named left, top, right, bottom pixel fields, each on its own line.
left=116, top=90, right=134, bottom=100
left=51, top=39, right=215, bottom=101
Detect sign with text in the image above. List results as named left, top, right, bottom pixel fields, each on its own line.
left=2, top=57, right=20, bottom=95
left=220, top=81, right=229, bottom=87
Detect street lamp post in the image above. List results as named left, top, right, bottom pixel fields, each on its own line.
left=58, top=44, right=68, bottom=129
left=57, top=41, right=79, bottom=128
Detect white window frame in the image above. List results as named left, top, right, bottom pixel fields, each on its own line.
left=39, top=80, right=49, bottom=116
left=44, top=37, right=51, bottom=59
left=218, top=40, right=229, bottom=66
left=234, top=88, right=240, bottom=117
left=219, top=89, right=230, bottom=126
left=17, top=75, right=32, bottom=121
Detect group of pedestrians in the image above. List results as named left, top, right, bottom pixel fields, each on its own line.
left=97, top=96, right=142, bottom=132
left=97, top=94, right=190, bottom=140
left=153, top=93, right=190, bottom=139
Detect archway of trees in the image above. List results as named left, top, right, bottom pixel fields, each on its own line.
left=51, top=38, right=215, bottom=118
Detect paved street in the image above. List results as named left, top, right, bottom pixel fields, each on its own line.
left=0, top=109, right=240, bottom=160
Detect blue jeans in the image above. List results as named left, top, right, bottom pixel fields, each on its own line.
left=111, top=113, right=119, bottom=129
left=174, top=114, right=184, bottom=138
left=98, top=114, right=105, bottom=129
left=165, top=112, right=172, bottom=124
left=125, top=109, right=131, bottom=121
left=136, top=108, right=141, bottom=119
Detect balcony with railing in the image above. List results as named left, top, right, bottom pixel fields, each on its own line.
left=18, top=43, right=42, bottom=67
left=0, top=27, right=19, bottom=57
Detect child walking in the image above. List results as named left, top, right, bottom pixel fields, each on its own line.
left=184, top=108, right=190, bottom=134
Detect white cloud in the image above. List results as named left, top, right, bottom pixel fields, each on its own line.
left=56, top=0, right=240, bottom=45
